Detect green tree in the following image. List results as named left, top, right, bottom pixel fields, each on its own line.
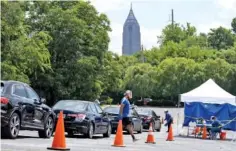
left=231, top=17, right=236, bottom=33
left=26, top=1, right=111, bottom=103
left=156, top=58, right=204, bottom=99
left=158, top=22, right=197, bottom=46
left=1, top=1, right=51, bottom=83
left=123, top=63, right=157, bottom=100
left=99, top=51, right=123, bottom=93
left=208, top=27, right=234, bottom=50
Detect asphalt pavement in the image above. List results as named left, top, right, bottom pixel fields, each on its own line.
left=1, top=107, right=236, bottom=151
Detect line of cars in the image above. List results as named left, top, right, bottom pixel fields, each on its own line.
left=1, top=80, right=162, bottom=139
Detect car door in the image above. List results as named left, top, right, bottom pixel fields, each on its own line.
left=12, top=84, right=34, bottom=127
left=88, top=103, right=102, bottom=133
left=25, top=86, right=44, bottom=129
left=131, top=109, right=141, bottom=131
left=94, top=103, right=109, bottom=133
left=152, top=111, right=159, bottom=129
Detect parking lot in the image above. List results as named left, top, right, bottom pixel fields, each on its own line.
left=1, top=108, right=236, bottom=151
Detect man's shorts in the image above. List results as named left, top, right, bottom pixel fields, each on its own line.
left=122, top=117, right=132, bottom=126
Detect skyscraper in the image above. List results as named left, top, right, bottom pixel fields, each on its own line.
left=122, top=4, right=141, bottom=55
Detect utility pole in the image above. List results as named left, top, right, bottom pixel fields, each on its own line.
left=171, top=9, right=174, bottom=28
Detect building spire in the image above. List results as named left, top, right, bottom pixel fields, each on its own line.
left=130, top=2, right=132, bottom=10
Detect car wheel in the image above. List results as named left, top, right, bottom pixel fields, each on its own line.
left=103, top=123, right=111, bottom=137
left=5, top=113, right=20, bottom=139
left=86, top=123, right=94, bottom=139
left=38, top=116, right=54, bottom=138
left=137, top=125, right=142, bottom=134
left=111, top=129, right=116, bottom=134
left=67, top=130, right=74, bottom=137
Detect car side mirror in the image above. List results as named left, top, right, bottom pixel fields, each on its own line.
left=40, top=98, right=46, bottom=104
left=102, top=112, right=108, bottom=116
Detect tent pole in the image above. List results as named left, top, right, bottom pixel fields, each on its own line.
left=177, top=94, right=181, bottom=135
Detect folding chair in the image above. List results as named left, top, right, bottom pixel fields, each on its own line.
left=231, top=132, right=236, bottom=142
left=187, top=122, right=196, bottom=137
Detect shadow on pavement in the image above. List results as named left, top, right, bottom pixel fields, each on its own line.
left=176, top=135, right=234, bottom=142
left=1, top=135, right=39, bottom=139
left=65, top=134, right=105, bottom=139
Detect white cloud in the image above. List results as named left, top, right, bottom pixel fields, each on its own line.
left=216, top=0, right=236, bottom=10
left=108, top=22, right=161, bottom=55
left=108, top=23, right=123, bottom=55
left=196, top=0, right=235, bottom=33
left=140, top=26, right=161, bottom=50
left=215, top=0, right=236, bottom=20
left=197, top=22, right=230, bottom=33
left=89, top=0, right=128, bottom=12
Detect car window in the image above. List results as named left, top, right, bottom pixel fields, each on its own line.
left=89, top=104, right=98, bottom=114
left=53, top=100, right=88, bottom=112
left=136, top=109, right=151, bottom=116
left=13, top=85, right=27, bottom=98
left=94, top=103, right=103, bottom=114
left=25, top=86, right=39, bottom=100
left=152, top=111, right=157, bottom=117
left=130, top=109, right=138, bottom=117
left=103, top=107, right=119, bottom=114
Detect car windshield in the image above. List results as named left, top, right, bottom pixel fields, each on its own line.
left=104, top=107, right=120, bottom=114
left=53, top=100, right=88, bottom=112
left=137, top=109, right=151, bottom=116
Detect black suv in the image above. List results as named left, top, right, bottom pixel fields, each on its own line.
left=1, top=80, right=56, bottom=139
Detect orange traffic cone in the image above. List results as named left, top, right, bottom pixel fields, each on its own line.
left=112, top=120, right=125, bottom=147
left=202, top=126, right=207, bottom=139
left=47, top=111, right=70, bottom=150
left=145, top=123, right=156, bottom=144
left=166, top=124, right=174, bottom=141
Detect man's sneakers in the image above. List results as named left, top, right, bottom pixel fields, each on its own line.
left=133, top=138, right=139, bottom=142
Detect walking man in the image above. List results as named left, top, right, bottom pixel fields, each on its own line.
left=119, top=90, right=138, bottom=142
left=164, top=109, right=173, bottom=132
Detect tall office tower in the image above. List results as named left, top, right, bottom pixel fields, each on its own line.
left=122, top=4, right=141, bottom=55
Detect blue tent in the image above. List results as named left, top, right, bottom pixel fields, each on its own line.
left=183, top=102, right=236, bottom=131
left=180, top=79, right=236, bottom=131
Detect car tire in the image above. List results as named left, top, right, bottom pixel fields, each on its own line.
left=67, top=130, right=74, bottom=137
left=5, top=113, right=20, bottom=139
left=86, top=122, right=94, bottom=139
left=103, top=123, right=111, bottom=137
left=38, top=116, right=54, bottom=138
left=137, top=125, right=142, bottom=134
left=111, top=129, right=116, bottom=134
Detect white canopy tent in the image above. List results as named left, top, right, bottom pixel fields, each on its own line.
left=180, top=79, right=236, bottom=105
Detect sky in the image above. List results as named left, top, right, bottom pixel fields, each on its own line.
left=90, top=0, right=236, bottom=55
